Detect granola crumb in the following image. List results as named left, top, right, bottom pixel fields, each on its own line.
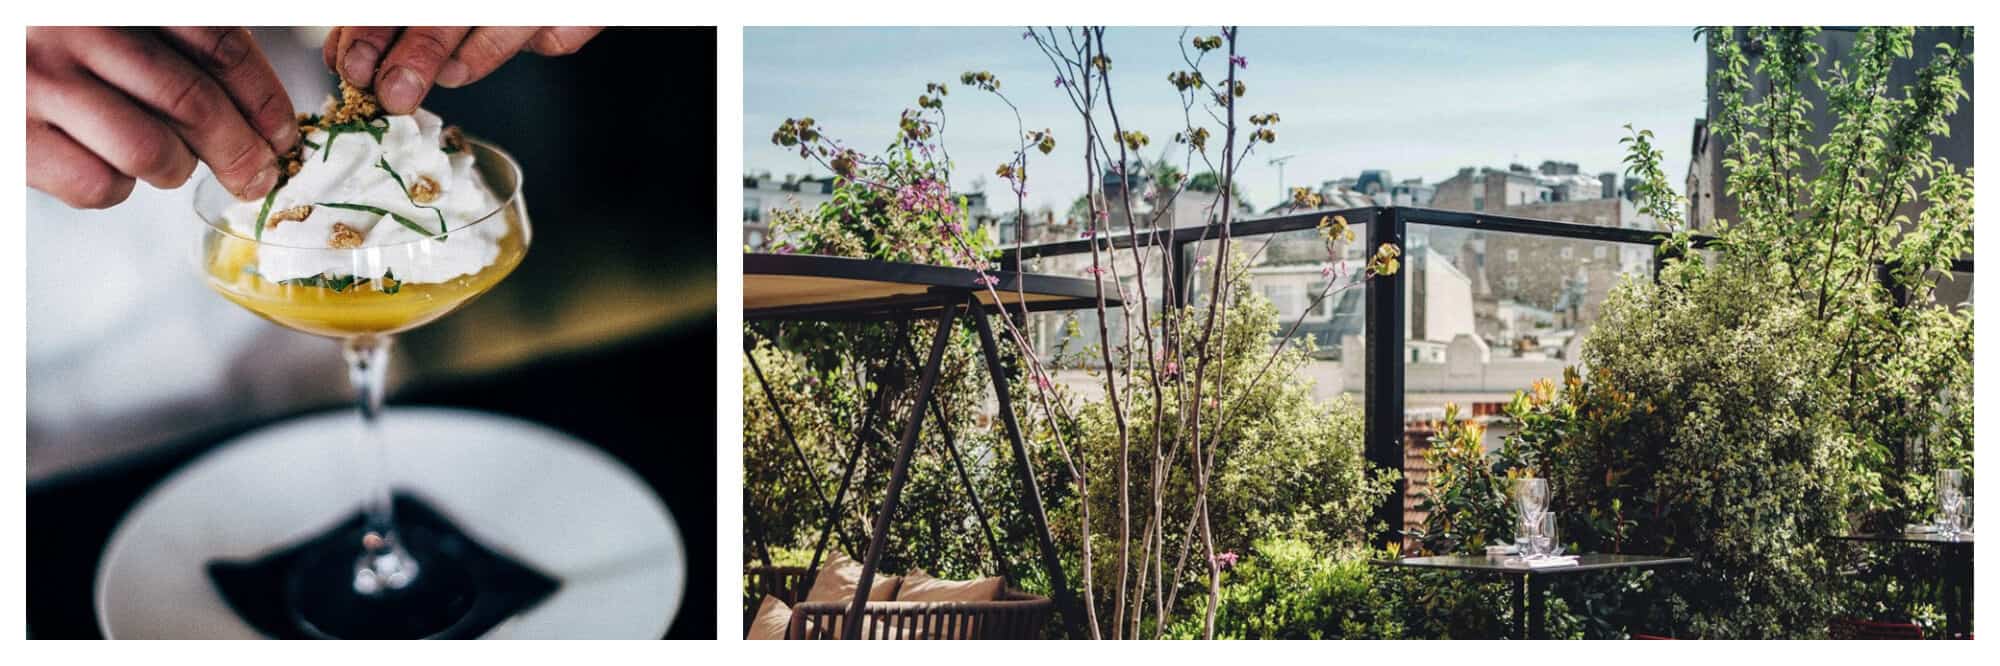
left=267, top=204, right=313, bottom=229
left=328, top=222, right=365, bottom=249
left=321, top=81, right=382, bottom=126
left=408, top=175, right=441, bottom=204
left=280, top=144, right=304, bottom=177
left=441, top=125, right=465, bottom=153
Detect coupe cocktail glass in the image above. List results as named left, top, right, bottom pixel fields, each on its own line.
left=195, top=140, right=529, bottom=638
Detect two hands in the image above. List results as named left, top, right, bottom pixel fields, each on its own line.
left=26, top=27, right=600, bottom=209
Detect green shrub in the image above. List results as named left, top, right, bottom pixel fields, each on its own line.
left=1058, top=277, right=1390, bottom=635
left=1164, top=538, right=1402, bottom=639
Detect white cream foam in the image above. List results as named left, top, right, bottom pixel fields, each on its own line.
left=222, top=107, right=506, bottom=284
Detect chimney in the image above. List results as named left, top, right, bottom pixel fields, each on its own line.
left=1484, top=171, right=1509, bottom=212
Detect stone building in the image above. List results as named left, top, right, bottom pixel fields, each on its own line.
left=1685, top=27, right=1973, bottom=232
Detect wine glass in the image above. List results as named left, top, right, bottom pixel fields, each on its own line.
left=1512, top=478, right=1548, bottom=555
left=194, top=140, right=529, bottom=638
left=1533, top=513, right=1562, bottom=558
left=1936, top=469, right=1965, bottom=537
left=1513, top=478, right=1549, bottom=516
left=1514, top=508, right=1540, bottom=558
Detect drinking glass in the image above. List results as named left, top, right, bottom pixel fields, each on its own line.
left=194, top=140, right=530, bottom=638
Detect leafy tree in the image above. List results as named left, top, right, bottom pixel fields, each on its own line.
left=1521, top=26, right=1975, bottom=638
left=1185, top=170, right=1251, bottom=211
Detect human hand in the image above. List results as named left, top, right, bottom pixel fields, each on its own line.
left=322, top=27, right=603, bottom=114
left=27, top=27, right=297, bottom=209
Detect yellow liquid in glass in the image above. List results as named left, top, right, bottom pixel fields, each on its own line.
left=203, top=215, right=526, bottom=338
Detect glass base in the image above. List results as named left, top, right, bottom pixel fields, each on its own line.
left=286, top=519, right=477, bottom=639
left=208, top=492, right=561, bottom=639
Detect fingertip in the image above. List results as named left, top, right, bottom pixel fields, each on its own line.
left=376, top=65, right=427, bottom=114
left=239, top=165, right=279, bottom=202
left=150, top=154, right=197, bottom=190
left=436, top=59, right=471, bottom=88
left=341, top=40, right=380, bottom=88
left=72, top=176, right=137, bottom=210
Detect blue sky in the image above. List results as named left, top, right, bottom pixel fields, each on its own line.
left=745, top=27, right=1707, bottom=213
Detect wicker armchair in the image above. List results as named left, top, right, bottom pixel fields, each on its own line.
left=785, top=588, right=1053, bottom=639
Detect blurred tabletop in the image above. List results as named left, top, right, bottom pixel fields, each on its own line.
left=26, top=319, right=717, bottom=639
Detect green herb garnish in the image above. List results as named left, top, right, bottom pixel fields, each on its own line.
left=316, top=201, right=442, bottom=240
left=252, top=186, right=278, bottom=240
left=373, top=157, right=449, bottom=238
left=301, top=137, right=321, bottom=150
left=278, top=269, right=401, bottom=294
left=319, top=117, right=390, bottom=161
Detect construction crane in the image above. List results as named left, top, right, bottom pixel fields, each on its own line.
left=1267, top=154, right=1296, bottom=203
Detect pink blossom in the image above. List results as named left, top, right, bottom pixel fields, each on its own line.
left=1082, top=266, right=1106, bottom=276
left=1229, top=55, right=1247, bottom=69
left=1080, top=229, right=1096, bottom=239
left=1163, top=360, right=1179, bottom=377
left=1054, top=76, right=1066, bottom=87
left=1035, top=374, right=1053, bottom=391
left=973, top=274, right=1000, bottom=287
left=1214, top=551, right=1239, bottom=570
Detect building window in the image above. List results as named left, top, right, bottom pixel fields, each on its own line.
left=1473, top=197, right=1485, bottom=211
left=1504, top=276, right=1519, bottom=291
left=1506, top=248, right=1519, bottom=263
left=1261, top=283, right=1304, bottom=320
left=1559, top=246, right=1573, bottom=260
left=1593, top=246, right=1608, bottom=259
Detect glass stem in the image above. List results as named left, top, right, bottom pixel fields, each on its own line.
left=343, top=334, right=418, bottom=594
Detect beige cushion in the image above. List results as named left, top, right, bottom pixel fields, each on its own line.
left=895, top=569, right=1003, bottom=602
left=746, top=595, right=797, bottom=640
left=804, top=553, right=901, bottom=603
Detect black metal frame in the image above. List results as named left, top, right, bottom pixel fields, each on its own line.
left=746, top=257, right=1107, bottom=639
left=997, top=205, right=1973, bottom=551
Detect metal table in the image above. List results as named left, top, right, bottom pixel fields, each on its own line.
left=1371, top=553, right=1693, bottom=639
left=745, top=253, right=1116, bottom=639
left=1835, top=531, right=1974, bottom=639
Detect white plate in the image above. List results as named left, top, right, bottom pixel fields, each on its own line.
left=96, top=407, right=684, bottom=639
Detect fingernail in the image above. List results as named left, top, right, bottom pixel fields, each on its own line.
left=244, top=167, right=278, bottom=200
left=379, top=66, right=424, bottom=113
left=342, top=41, right=379, bottom=86
left=436, top=60, right=470, bottom=88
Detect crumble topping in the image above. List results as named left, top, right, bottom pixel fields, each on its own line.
left=321, top=82, right=383, bottom=126
left=267, top=204, right=313, bottom=230
left=408, top=175, right=441, bottom=204
left=328, top=222, right=365, bottom=249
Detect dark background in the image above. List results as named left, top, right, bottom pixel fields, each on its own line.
left=26, top=27, right=717, bottom=639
